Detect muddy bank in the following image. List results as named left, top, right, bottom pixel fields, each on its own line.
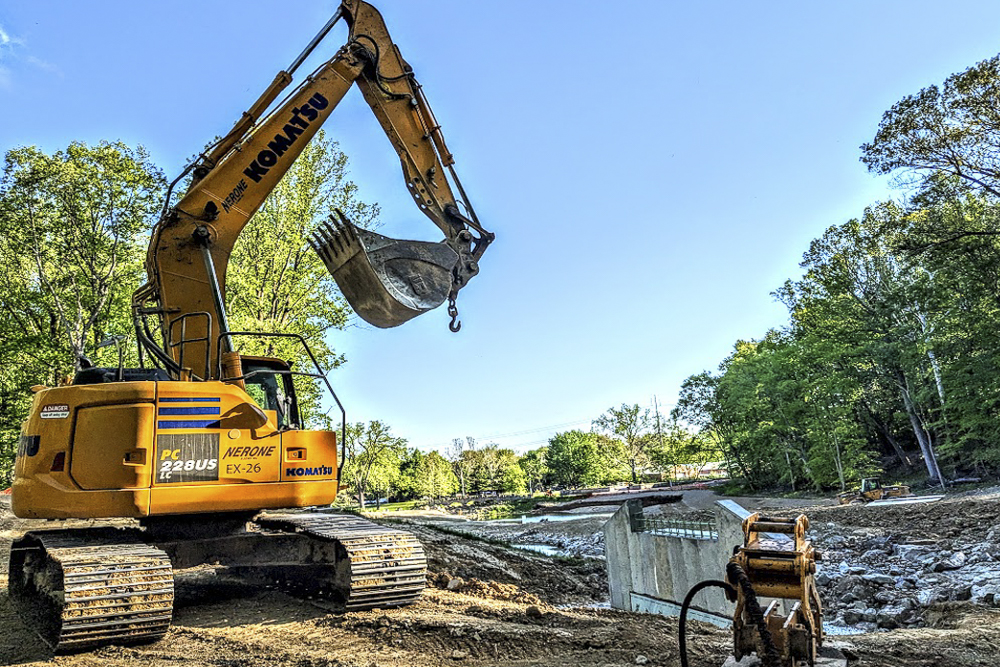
left=404, top=511, right=614, bottom=559
left=396, top=487, right=833, bottom=561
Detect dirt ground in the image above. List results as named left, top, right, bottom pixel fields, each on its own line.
left=845, top=603, right=1000, bottom=666
left=2, top=492, right=1000, bottom=666
left=0, top=504, right=728, bottom=667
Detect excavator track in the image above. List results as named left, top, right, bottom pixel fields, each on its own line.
left=4, top=513, right=423, bottom=653
left=8, top=531, right=173, bottom=652
left=254, top=513, right=426, bottom=610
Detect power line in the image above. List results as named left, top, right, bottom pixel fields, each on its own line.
left=500, top=437, right=560, bottom=451
left=476, top=419, right=593, bottom=441
left=415, top=417, right=592, bottom=451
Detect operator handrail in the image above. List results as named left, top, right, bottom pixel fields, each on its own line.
left=216, top=331, right=348, bottom=479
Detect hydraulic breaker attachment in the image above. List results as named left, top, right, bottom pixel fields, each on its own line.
left=728, top=513, right=824, bottom=667
left=311, top=212, right=459, bottom=328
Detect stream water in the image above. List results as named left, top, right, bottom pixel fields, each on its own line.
left=511, top=543, right=564, bottom=557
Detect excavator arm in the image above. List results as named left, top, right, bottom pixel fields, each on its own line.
left=135, top=0, right=493, bottom=381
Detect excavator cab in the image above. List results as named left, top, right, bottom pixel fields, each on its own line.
left=860, top=478, right=881, bottom=494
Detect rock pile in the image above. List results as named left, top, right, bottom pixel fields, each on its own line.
left=811, top=521, right=1000, bottom=631
left=510, top=528, right=605, bottom=559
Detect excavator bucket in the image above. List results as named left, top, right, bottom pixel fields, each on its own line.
left=311, top=213, right=459, bottom=328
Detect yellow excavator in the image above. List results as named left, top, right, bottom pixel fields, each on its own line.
left=8, top=0, right=492, bottom=652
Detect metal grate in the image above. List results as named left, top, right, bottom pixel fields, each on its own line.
left=639, top=516, right=718, bottom=541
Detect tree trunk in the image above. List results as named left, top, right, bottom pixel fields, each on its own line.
left=914, top=309, right=947, bottom=406
left=785, top=451, right=796, bottom=492
left=927, top=347, right=946, bottom=406
left=896, top=370, right=944, bottom=485
left=831, top=430, right=846, bottom=492
left=861, top=401, right=913, bottom=468
left=881, top=427, right=913, bottom=469
left=724, top=441, right=755, bottom=488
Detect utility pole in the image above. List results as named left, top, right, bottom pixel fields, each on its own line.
left=654, top=395, right=670, bottom=487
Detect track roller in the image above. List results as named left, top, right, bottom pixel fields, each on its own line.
left=254, top=513, right=426, bottom=610
left=8, top=531, right=174, bottom=652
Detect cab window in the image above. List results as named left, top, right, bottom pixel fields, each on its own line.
left=242, top=360, right=300, bottom=429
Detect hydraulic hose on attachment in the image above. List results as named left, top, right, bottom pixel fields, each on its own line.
left=679, top=562, right=782, bottom=667
left=726, top=561, right=782, bottom=667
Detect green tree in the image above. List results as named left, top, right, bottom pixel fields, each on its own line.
left=781, top=205, right=947, bottom=484
left=519, top=447, right=549, bottom=493
left=593, top=403, right=653, bottom=483
left=0, top=141, right=164, bottom=371
left=448, top=437, right=477, bottom=497
left=861, top=54, right=1000, bottom=200
left=421, top=451, right=460, bottom=498
left=673, top=331, right=876, bottom=492
left=464, top=444, right=526, bottom=494
left=665, top=52, right=1000, bottom=489
left=547, top=430, right=617, bottom=487
left=857, top=50, right=1000, bottom=477
left=495, top=448, right=527, bottom=494
left=342, top=420, right=406, bottom=509
left=403, top=450, right=458, bottom=499
left=673, top=370, right=767, bottom=487
left=395, top=447, right=424, bottom=499
left=0, top=141, right=165, bottom=483
left=647, top=417, right=717, bottom=482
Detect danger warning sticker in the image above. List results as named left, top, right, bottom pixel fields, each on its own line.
left=40, top=404, right=70, bottom=419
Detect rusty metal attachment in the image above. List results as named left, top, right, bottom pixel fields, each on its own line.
left=728, top=513, right=823, bottom=667
left=310, top=211, right=459, bottom=328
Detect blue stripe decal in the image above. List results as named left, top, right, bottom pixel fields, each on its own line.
left=159, top=397, right=221, bottom=403
left=157, top=420, right=221, bottom=429
left=158, top=407, right=221, bottom=416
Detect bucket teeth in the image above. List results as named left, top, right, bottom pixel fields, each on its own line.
left=310, top=212, right=360, bottom=268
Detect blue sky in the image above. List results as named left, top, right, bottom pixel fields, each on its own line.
left=2, top=2, right=999, bottom=453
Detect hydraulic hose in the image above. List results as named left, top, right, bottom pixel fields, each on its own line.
left=679, top=564, right=783, bottom=667
left=678, top=579, right=734, bottom=667
left=726, top=562, right=782, bottom=667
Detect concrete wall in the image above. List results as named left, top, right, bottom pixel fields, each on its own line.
left=604, top=497, right=792, bottom=617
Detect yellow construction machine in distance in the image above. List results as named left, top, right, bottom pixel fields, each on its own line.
left=836, top=477, right=912, bottom=505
